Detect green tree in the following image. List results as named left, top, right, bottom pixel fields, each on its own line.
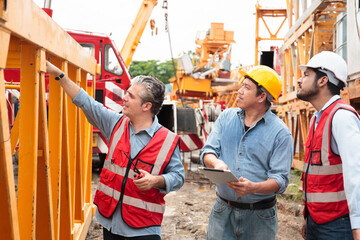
left=129, top=59, right=177, bottom=84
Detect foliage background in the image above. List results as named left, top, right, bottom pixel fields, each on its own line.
left=129, top=59, right=177, bottom=84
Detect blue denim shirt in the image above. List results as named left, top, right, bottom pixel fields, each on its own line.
left=201, top=107, right=293, bottom=203
left=72, top=89, right=185, bottom=237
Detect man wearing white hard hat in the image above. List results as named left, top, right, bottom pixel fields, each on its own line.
left=297, top=51, right=360, bottom=240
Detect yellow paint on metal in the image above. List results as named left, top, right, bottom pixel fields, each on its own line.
left=74, top=68, right=84, bottom=222
left=254, top=3, right=287, bottom=65
left=48, top=57, right=63, bottom=240
left=2, top=0, right=96, bottom=74
left=0, top=0, right=8, bottom=22
left=0, top=28, right=20, bottom=240
left=59, top=85, right=72, bottom=240
left=17, top=42, right=39, bottom=240
left=36, top=48, right=55, bottom=240
left=121, top=0, right=158, bottom=67
left=2, top=2, right=98, bottom=238
left=5, top=36, right=21, bottom=69
left=67, top=64, right=78, bottom=226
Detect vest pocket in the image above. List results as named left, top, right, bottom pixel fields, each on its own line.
left=310, top=151, right=322, bottom=165
left=135, top=159, right=154, bottom=174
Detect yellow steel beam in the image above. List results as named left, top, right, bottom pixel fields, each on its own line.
left=84, top=74, right=94, bottom=205
left=48, top=57, right=63, bottom=240
left=2, top=1, right=98, bottom=238
left=6, top=36, right=21, bottom=69
left=36, top=48, right=55, bottom=240
left=2, top=0, right=96, bottom=74
left=17, top=42, right=39, bottom=239
left=59, top=73, right=72, bottom=239
left=0, top=27, right=20, bottom=240
left=67, top=64, right=78, bottom=227
left=74, top=68, right=84, bottom=223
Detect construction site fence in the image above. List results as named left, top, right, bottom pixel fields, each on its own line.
left=1, top=0, right=98, bottom=239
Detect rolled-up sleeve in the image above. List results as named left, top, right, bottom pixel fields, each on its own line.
left=200, top=112, right=224, bottom=164
left=268, top=131, right=294, bottom=194
left=72, top=89, right=121, bottom=141
left=160, top=146, right=185, bottom=194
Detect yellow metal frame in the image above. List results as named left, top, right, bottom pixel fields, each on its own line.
left=277, top=0, right=358, bottom=170
left=1, top=0, right=97, bottom=239
left=255, top=3, right=287, bottom=65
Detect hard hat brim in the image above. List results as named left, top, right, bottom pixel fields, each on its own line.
left=239, top=70, right=248, bottom=78
left=299, top=65, right=308, bottom=71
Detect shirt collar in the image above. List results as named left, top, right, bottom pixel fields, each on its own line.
left=237, top=107, right=272, bottom=124
left=128, top=115, right=159, bottom=137
left=314, top=95, right=341, bottom=118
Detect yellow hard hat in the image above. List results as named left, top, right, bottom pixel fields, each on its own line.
left=239, top=65, right=282, bottom=101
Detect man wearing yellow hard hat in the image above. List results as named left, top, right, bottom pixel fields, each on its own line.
left=201, top=65, right=294, bottom=240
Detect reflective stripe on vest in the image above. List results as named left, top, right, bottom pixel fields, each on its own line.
left=152, top=131, right=177, bottom=175
left=98, top=117, right=177, bottom=216
left=303, top=191, right=347, bottom=203
left=303, top=163, right=342, bottom=175
left=122, top=195, right=165, bottom=214
left=98, top=182, right=121, bottom=200
left=97, top=182, right=165, bottom=213
left=107, top=118, right=127, bottom=162
left=302, top=104, right=349, bottom=175
left=320, top=103, right=350, bottom=166
left=302, top=100, right=359, bottom=224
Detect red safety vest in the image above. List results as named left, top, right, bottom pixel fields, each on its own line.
left=93, top=116, right=179, bottom=228
left=302, top=99, right=359, bottom=224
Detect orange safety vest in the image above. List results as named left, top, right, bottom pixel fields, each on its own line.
left=302, top=99, right=359, bottom=224
left=93, top=116, right=179, bottom=228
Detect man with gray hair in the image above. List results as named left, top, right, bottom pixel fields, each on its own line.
left=46, top=61, right=185, bottom=240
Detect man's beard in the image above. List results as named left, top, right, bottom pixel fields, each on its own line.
left=296, top=81, right=319, bottom=101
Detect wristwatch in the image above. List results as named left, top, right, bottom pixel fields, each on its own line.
left=55, top=72, right=65, bottom=80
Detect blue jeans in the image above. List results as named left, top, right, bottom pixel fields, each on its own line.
left=306, top=214, right=353, bottom=240
left=207, top=196, right=277, bottom=240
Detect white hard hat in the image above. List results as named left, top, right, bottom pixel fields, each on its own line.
left=299, top=51, right=348, bottom=86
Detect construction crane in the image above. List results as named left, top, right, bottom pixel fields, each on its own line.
left=121, top=0, right=158, bottom=67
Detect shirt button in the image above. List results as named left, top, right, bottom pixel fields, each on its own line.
left=239, top=152, right=243, bottom=155
left=237, top=168, right=240, bottom=171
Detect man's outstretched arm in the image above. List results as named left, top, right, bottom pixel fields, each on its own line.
left=46, top=61, right=80, bottom=100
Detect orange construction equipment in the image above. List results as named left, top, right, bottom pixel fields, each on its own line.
left=169, top=23, right=237, bottom=100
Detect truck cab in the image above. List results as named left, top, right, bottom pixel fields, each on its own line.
left=67, top=31, right=132, bottom=169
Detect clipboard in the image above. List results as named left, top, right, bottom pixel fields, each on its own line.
left=198, top=167, right=239, bottom=184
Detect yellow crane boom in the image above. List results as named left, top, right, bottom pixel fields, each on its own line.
left=120, top=0, right=158, bottom=67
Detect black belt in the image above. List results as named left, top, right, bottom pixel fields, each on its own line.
left=217, top=194, right=276, bottom=210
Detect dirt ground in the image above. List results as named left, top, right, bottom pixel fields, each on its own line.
left=86, top=170, right=304, bottom=240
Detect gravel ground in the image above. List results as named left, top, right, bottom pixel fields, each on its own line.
left=86, top=170, right=304, bottom=240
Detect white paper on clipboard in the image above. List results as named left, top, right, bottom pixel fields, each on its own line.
left=198, top=167, right=239, bottom=184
